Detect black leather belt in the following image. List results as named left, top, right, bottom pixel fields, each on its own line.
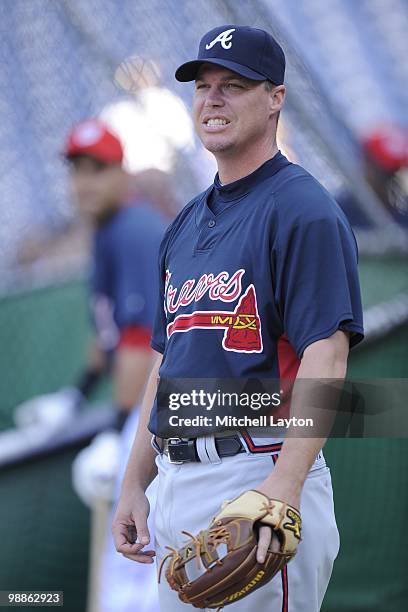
left=161, top=435, right=245, bottom=464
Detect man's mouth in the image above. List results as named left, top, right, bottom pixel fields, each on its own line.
left=205, top=118, right=228, bottom=126
left=202, top=117, right=231, bottom=130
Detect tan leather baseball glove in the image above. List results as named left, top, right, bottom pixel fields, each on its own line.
left=158, top=489, right=302, bottom=609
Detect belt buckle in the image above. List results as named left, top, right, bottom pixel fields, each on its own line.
left=166, top=437, right=186, bottom=464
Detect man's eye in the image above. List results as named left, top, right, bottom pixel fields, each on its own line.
left=195, top=83, right=208, bottom=90
left=226, top=83, right=243, bottom=90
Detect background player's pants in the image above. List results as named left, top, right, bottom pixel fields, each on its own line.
left=100, top=409, right=160, bottom=612
left=154, top=445, right=340, bottom=612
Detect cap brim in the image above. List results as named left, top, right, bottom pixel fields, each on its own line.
left=175, top=58, right=267, bottom=82
left=63, top=146, right=121, bottom=165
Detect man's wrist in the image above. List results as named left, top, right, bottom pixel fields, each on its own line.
left=112, top=408, right=129, bottom=431
left=269, top=462, right=308, bottom=488
left=75, top=368, right=102, bottom=400
left=122, top=469, right=156, bottom=494
left=256, top=474, right=303, bottom=508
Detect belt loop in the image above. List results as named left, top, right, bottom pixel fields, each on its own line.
left=204, top=434, right=222, bottom=464
left=151, top=435, right=162, bottom=455
left=195, top=436, right=211, bottom=463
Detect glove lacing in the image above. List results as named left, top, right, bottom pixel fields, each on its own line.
left=157, top=525, right=230, bottom=584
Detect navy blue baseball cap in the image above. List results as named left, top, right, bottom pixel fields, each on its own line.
left=175, top=25, right=285, bottom=85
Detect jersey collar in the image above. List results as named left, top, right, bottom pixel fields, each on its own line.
left=212, top=151, right=290, bottom=202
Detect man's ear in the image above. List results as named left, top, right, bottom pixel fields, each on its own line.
left=269, top=85, right=286, bottom=117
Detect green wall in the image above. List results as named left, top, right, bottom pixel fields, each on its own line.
left=0, top=256, right=407, bottom=612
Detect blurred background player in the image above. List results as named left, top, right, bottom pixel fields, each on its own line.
left=15, top=117, right=165, bottom=455
left=14, top=118, right=165, bottom=612
left=336, top=124, right=408, bottom=228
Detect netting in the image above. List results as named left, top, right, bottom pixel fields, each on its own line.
left=323, top=438, right=408, bottom=612
left=0, top=280, right=90, bottom=430
left=0, top=449, right=90, bottom=611
left=1, top=0, right=407, bottom=272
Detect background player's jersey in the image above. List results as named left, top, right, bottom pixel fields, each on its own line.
left=91, top=201, right=165, bottom=352
left=149, top=153, right=364, bottom=435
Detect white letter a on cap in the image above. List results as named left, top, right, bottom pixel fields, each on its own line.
left=205, top=28, right=236, bottom=50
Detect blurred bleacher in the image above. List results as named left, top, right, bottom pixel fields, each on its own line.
left=276, top=0, right=407, bottom=131
left=0, top=0, right=407, bottom=276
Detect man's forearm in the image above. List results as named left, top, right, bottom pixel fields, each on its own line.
left=113, top=346, right=154, bottom=412
left=119, top=352, right=162, bottom=493
left=258, top=331, right=349, bottom=503
left=75, top=342, right=108, bottom=399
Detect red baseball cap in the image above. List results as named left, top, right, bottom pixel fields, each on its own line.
left=363, top=125, right=408, bottom=173
left=64, top=119, right=123, bottom=164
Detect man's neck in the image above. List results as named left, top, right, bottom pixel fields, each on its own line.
left=216, top=142, right=279, bottom=185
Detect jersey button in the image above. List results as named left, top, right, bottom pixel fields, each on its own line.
left=208, top=219, right=216, bottom=228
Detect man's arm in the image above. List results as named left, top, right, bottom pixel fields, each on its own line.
left=256, top=330, right=349, bottom=562
left=113, top=345, right=155, bottom=413
left=112, top=351, right=162, bottom=562
left=75, top=342, right=154, bottom=426
left=78, top=333, right=154, bottom=423
left=75, top=341, right=108, bottom=399
left=119, top=350, right=162, bottom=491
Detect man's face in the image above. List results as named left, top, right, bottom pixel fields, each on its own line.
left=192, top=64, right=281, bottom=156
left=69, top=156, right=124, bottom=223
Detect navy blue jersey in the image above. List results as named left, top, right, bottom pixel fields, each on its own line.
left=90, top=202, right=165, bottom=351
left=149, top=153, right=364, bottom=433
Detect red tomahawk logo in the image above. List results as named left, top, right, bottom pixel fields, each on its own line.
left=166, top=285, right=262, bottom=353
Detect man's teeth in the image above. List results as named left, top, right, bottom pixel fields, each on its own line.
left=206, top=119, right=227, bottom=126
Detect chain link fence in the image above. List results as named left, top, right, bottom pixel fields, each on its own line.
left=1, top=0, right=407, bottom=273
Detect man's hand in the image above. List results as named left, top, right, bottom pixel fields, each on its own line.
left=254, top=332, right=349, bottom=563
left=255, top=477, right=302, bottom=564
left=256, top=525, right=279, bottom=563
left=112, top=488, right=155, bottom=564
left=162, top=489, right=300, bottom=608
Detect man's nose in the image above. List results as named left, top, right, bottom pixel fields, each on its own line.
left=203, top=85, right=225, bottom=107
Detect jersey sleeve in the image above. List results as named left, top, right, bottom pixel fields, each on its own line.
left=274, top=189, right=364, bottom=358
left=88, top=236, right=118, bottom=350
left=150, top=197, right=200, bottom=354
left=112, top=216, right=163, bottom=332
left=150, top=225, right=173, bottom=354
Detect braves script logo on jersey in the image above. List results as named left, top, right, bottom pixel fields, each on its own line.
left=164, top=269, right=263, bottom=353
left=205, top=28, right=236, bottom=50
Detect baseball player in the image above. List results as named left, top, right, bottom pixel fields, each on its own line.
left=16, top=119, right=165, bottom=612
left=337, top=124, right=408, bottom=227
left=113, top=26, right=364, bottom=612
left=65, top=119, right=165, bottom=612
left=15, top=120, right=167, bottom=436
